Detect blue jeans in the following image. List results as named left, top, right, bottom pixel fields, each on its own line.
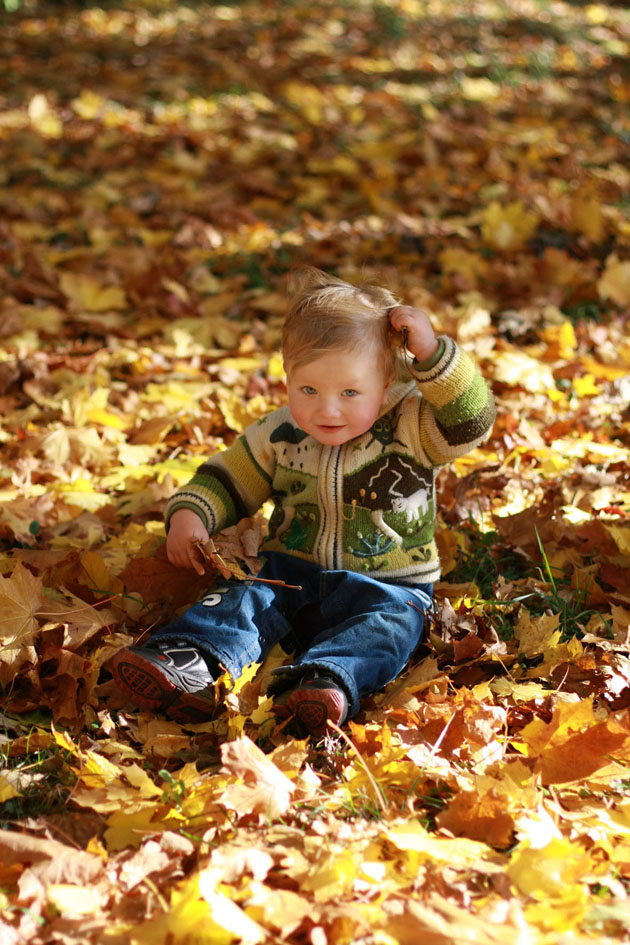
left=150, top=552, right=432, bottom=718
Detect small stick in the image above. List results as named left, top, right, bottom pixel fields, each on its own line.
left=326, top=719, right=387, bottom=813
left=406, top=598, right=425, bottom=614
left=37, top=593, right=122, bottom=617
left=234, top=575, right=302, bottom=590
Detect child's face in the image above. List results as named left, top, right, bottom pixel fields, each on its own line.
left=286, top=347, right=392, bottom=446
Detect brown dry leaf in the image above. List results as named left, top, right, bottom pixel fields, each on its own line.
left=39, top=592, right=119, bottom=650
left=0, top=562, right=45, bottom=682
left=59, top=271, right=127, bottom=312
left=118, top=838, right=174, bottom=891
left=0, top=832, right=103, bottom=886
left=36, top=643, right=100, bottom=726
left=118, top=543, right=213, bottom=611
left=2, top=5, right=630, bottom=943
left=212, top=515, right=266, bottom=575
left=219, top=735, right=296, bottom=820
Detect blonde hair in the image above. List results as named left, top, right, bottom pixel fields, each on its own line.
left=282, top=268, right=400, bottom=376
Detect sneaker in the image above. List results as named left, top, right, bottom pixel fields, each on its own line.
left=111, top=642, right=218, bottom=723
left=284, top=673, right=349, bottom=738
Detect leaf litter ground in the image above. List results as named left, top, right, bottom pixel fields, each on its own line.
left=1, top=0, right=630, bottom=942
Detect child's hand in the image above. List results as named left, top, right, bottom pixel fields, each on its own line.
left=389, top=305, right=439, bottom=363
left=166, top=509, right=210, bottom=576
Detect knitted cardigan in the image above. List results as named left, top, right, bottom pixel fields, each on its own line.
left=165, top=336, right=495, bottom=586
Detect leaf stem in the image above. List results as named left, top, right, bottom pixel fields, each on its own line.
left=239, top=575, right=303, bottom=590
left=326, top=719, right=387, bottom=813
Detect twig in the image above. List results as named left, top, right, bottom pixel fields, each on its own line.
left=417, top=711, right=456, bottom=774
left=326, top=719, right=387, bottom=813
left=406, top=599, right=426, bottom=614
left=37, top=593, right=122, bottom=617
left=133, top=619, right=160, bottom=646
left=142, top=876, right=170, bottom=913
left=232, top=574, right=302, bottom=590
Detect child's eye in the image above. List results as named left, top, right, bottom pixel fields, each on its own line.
left=301, top=385, right=317, bottom=395
left=343, top=389, right=359, bottom=397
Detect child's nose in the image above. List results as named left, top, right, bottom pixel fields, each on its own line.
left=320, top=398, right=341, bottom=418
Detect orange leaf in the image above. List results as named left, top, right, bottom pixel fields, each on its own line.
left=520, top=698, right=630, bottom=784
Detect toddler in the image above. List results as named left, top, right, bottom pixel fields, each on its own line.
left=112, top=269, right=495, bottom=736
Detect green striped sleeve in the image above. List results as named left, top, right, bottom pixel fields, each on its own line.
left=433, top=372, right=490, bottom=428
left=165, top=414, right=278, bottom=535
left=413, top=338, right=495, bottom=464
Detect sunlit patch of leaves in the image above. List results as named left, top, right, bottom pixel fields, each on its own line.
left=0, top=0, right=629, bottom=940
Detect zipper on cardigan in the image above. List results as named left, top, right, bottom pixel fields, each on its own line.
left=314, top=444, right=344, bottom=569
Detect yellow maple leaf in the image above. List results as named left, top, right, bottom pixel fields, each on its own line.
left=131, top=873, right=234, bottom=945
left=460, top=76, right=501, bottom=101
left=142, top=381, right=212, bottom=411
left=570, top=187, right=604, bottom=242
left=513, top=610, right=562, bottom=655
left=481, top=201, right=540, bottom=252
left=598, top=254, right=630, bottom=306
left=580, top=354, right=628, bottom=382
left=243, top=884, right=310, bottom=938
left=166, top=313, right=243, bottom=354
left=104, top=807, right=170, bottom=853
left=217, top=389, right=267, bottom=435
left=267, top=351, right=285, bottom=380
left=282, top=81, right=328, bottom=123
left=28, top=93, right=62, bottom=137
left=604, top=524, right=630, bottom=555
left=435, top=525, right=461, bottom=575
left=436, top=787, right=515, bottom=848
left=71, top=89, right=105, bottom=120
left=72, top=386, right=130, bottom=430
left=384, top=820, right=498, bottom=870
left=17, top=304, right=64, bottom=333
left=524, top=897, right=588, bottom=934
left=507, top=836, right=592, bottom=902
left=573, top=373, right=602, bottom=397
left=520, top=698, right=595, bottom=757
left=0, top=772, right=21, bottom=804
left=198, top=871, right=267, bottom=943
left=76, top=550, right=121, bottom=596
left=541, top=321, right=577, bottom=360
left=59, top=272, right=127, bottom=312
left=299, top=848, right=363, bottom=901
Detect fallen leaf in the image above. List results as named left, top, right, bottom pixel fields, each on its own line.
left=0, top=562, right=44, bottom=682
left=219, top=736, right=296, bottom=820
